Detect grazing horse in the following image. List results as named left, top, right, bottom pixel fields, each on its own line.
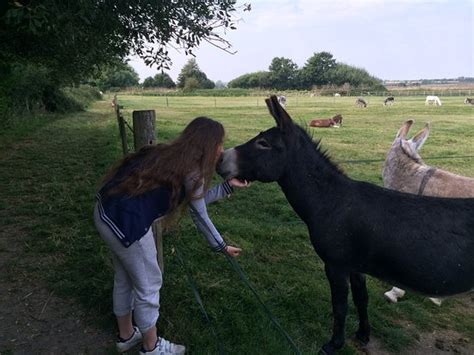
left=310, top=114, right=343, bottom=128
left=383, top=96, right=395, bottom=106
left=355, top=98, right=367, bottom=107
left=383, top=119, right=474, bottom=305
left=218, top=95, right=474, bottom=354
left=464, top=98, right=474, bottom=105
left=425, top=95, right=442, bottom=106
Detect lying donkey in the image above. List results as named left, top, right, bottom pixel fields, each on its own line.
left=309, top=114, right=343, bottom=128
left=383, top=120, right=474, bottom=305
left=218, top=96, right=474, bottom=354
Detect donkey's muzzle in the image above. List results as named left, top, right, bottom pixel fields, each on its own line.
left=216, top=148, right=238, bottom=180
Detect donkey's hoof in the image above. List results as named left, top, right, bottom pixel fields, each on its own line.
left=320, top=340, right=343, bottom=355
left=384, top=287, right=406, bottom=303
left=354, top=331, right=370, bottom=346
left=319, top=343, right=335, bottom=355
left=429, top=297, right=442, bottom=306
left=384, top=290, right=398, bottom=303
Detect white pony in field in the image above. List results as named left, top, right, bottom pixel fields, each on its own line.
left=334, top=93, right=341, bottom=97
left=425, top=95, right=442, bottom=106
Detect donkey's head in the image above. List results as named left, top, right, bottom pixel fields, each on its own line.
left=393, top=120, right=431, bottom=163
left=217, top=95, right=298, bottom=182
left=383, top=120, right=431, bottom=184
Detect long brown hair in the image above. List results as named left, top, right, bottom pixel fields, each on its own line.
left=100, top=116, right=225, bottom=212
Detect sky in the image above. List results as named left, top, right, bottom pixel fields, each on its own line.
left=128, top=0, right=474, bottom=84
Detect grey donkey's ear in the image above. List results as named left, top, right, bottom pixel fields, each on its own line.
left=265, top=95, right=294, bottom=132
left=396, top=119, right=414, bottom=140
left=411, top=122, right=431, bottom=151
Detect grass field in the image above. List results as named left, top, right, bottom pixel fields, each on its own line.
left=1, top=94, right=473, bottom=354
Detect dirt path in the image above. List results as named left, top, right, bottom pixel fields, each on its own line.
left=0, top=110, right=115, bottom=354
left=0, top=226, right=113, bottom=354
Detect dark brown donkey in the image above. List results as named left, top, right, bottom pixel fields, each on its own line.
left=217, top=95, right=474, bottom=354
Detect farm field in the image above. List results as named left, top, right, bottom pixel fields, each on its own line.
left=0, top=95, right=473, bottom=354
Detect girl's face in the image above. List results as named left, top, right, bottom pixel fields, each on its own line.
left=215, top=142, right=224, bottom=163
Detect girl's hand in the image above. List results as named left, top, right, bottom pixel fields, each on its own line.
left=225, top=245, right=242, bottom=257
left=228, top=178, right=251, bottom=188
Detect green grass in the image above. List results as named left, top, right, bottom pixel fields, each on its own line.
left=1, top=95, right=473, bottom=354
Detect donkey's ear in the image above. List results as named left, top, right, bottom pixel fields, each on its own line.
left=265, top=95, right=293, bottom=131
left=411, top=122, right=431, bottom=151
left=396, top=119, right=414, bottom=140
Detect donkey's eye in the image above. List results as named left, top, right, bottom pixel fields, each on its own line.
left=256, top=139, right=271, bottom=149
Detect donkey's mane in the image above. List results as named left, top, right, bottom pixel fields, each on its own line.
left=296, top=123, right=346, bottom=176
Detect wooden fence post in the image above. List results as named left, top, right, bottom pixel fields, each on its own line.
left=113, top=95, right=128, bottom=156
left=132, top=110, right=164, bottom=273
left=132, top=110, right=156, bottom=149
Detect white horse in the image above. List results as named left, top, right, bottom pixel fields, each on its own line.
left=334, top=93, right=341, bottom=97
left=425, top=95, right=442, bottom=106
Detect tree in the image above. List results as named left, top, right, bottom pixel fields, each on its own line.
left=1, top=1, right=250, bottom=84
left=327, top=63, right=385, bottom=91
left=143, top=77, right=157, bottom=88
left=142, top=72, right=175, bottom=88
left=183, top=77, right=200, bottom=92
left=228, top=71, right=272, bottom=89
left=153, top=72, right=176, bottom=88
left=214, top=80, right=227, bottom=89
left=1, top=1, right=249, bottom=115
left=93, top=62, right=140, bottom=91
left=299, top=52, right=337, bottom=89
left=268, top=57, right=298, bottom=90
left=177, top=58, right=214, bottom=89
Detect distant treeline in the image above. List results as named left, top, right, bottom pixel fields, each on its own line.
left=227, top=52, right=386, bottom=92
left=384, top=77, right=474, bottom=87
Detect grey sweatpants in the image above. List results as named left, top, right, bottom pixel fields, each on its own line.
left=94, top=203, right=162, bottom=334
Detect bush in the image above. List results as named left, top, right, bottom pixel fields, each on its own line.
left=183, top=77, right=200, bottom=92
left=0, top=62, right=102, bottom=124
left=53, top=86, right=103, bottom=112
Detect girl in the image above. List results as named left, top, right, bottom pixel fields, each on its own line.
left=94, top=117, right=249, bottom=354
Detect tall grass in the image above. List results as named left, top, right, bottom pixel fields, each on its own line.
left=1, top=95, right=473, bottom=354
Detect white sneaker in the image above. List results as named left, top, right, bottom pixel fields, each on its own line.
left=139, top=337, right=186, bottom=355
left=116, top=326, right=142, bottom=353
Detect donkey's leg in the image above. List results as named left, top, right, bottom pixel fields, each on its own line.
left=321, top=264, right=349, bottom=355
left=350, top=272, right=370, bottom=345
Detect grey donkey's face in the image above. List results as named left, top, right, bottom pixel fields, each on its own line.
left=389, top=120, right=431, bottom=163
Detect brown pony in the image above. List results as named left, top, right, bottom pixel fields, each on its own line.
left=309, top=114, right=343, bottom=128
